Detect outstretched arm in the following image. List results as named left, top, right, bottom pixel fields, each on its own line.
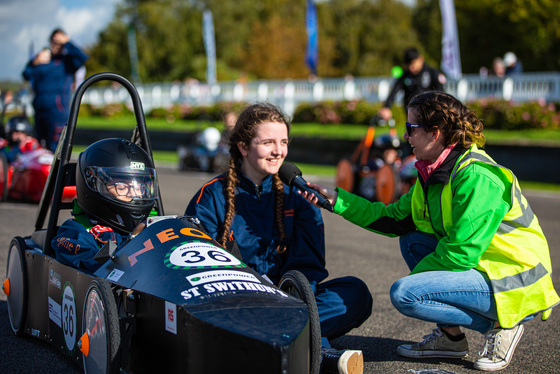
left=299, top=182, right=338, bottom=208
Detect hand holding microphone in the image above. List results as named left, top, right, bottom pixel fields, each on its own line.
left=278, top=162, right=335, bottom=212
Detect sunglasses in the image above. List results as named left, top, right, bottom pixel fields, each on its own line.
left=405, top=122, right=433, bottom=136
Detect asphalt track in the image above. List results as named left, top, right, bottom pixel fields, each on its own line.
left=1, top=166, right=559, bottom=373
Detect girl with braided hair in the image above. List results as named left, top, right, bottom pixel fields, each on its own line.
left=186, top=102, right=372, bottom=374
left=301, top=91, right=559, bottom=371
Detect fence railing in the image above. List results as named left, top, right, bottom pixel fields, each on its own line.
left=13, top=72, right=560, bottom=118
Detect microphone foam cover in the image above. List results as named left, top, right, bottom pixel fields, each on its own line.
left=278, top=162, right=302, bottom=186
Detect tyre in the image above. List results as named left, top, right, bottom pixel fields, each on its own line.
left=335, top=158, right=355, bottom=193
left=375, top=164, right=396, bottom=205
left=0, top=152, right=8, bottom=202
left=279, top=270, right=321, bottom=374
left=81, top=279, right=121, bottom=374
left=5, top=237, right=28, bottom=335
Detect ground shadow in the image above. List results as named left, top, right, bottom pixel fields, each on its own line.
left=331, top=334, right=474, bottom=370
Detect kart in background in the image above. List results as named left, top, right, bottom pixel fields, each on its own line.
left=335, top=116, right=416, bottom=205
left=177, top=125, right=229, bottom=173
left=0, top=92, right=53, bottom=203
left=3, top=72, right=321, bottom=374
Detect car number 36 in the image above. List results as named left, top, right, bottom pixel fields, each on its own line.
left=62, top=285, right=76, bottom=350
left=167, top=242, right=242, bottom=268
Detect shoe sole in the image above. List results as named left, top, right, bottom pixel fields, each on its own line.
left=473, top=325, right=525, bottom=371
left=397, top=345, right=468, bottom=359
left=338, top=350, right=363, bottom=374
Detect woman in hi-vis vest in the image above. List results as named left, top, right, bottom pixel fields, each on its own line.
left=301, top=91, right=559, bottom=372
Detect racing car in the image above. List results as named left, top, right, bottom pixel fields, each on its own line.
left=0, top=93, right=53, bottom=203
left=0, top=146, right=53, bottom=202
left=3, top=72, right=320, bottom=374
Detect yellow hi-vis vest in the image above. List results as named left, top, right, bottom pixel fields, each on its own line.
left=411, top=145, right=559, bottom=328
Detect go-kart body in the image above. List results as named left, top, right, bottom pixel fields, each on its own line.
left=4, top=147, right=53, bottom=202
left=4, top=73, right=317, bottom=374
left=10, top=216, right=310, bottom=373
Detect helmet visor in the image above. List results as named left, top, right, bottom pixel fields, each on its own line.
left=86, top=166, right=158, bottom=203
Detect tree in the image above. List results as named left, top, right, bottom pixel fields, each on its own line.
left=413, top=0, right=560, bottom=74
left=320, top=0, right=418, bottom=76
left=85, top=0, right=559, bottom=82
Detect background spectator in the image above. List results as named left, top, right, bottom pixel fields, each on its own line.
left=22, top=28, right=88, bottom=151
left=504, top=52, right=523, bottom=76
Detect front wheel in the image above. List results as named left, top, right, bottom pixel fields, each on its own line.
left=81, top=279, right=121, bottom=374
left=5, top=237, right=28, bottom=335
left=279, top=270, right=321, bottom=374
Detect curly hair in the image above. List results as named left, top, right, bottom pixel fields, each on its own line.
left=408, top=91, right=485, bottom=148
left=218, top=103, right=291, bottom=254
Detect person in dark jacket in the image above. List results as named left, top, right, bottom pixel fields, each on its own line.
left=379, top=47, right=446, bottom=121
left=186, top=102, right=372, bottom=374
left=22, top=28, right=88, bottom=151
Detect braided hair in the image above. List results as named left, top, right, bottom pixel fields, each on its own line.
left=408, top=91, right=485, bottom=148
left=218, top=103, right=291, bottom=254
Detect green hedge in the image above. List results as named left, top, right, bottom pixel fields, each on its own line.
left=467, top=99, right=560, bottom=130
left=77, top=98, right=560, bottom=131
left=292, top=99, right=560, bottom=130
left=292, top=100, right=407, bottom=125
left=148, top=102, right=248, bottom=122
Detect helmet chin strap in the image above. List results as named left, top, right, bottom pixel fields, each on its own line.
left=130, top=212, right=146, bottom=227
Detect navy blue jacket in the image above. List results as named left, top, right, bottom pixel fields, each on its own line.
left=186, top=173, right=328, bottom=285
left=52, top=203, right=126, bottom=273
left=22, top=41, right=88, bottom=119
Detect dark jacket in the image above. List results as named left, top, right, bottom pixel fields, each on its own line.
left=384, top=63, right=444, bottom=111
left=52, top=202, right=126, bottom=273
left=186, top=172, right=328, bottom=285
left=22, top=41, right=88, bottom=118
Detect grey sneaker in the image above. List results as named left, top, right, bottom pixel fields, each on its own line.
left=473, top=324, right=524, bottom=371
left=397, top=327, right=469, bottom=358
left=320, top=347, right=363, bottom=374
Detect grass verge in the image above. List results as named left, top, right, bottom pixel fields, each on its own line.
left=76, top=115, right=560, bottom=145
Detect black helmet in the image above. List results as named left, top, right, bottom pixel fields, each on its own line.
left=374, top=134, right=401, bottom=150
left=76, top=138, right=158, bottom=234
left=6, top=116, right=33, bottom=137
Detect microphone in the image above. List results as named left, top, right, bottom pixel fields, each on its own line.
left=278, top=162, right=333, bottom=212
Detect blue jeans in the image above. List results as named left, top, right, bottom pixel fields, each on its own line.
left=313, top=276, right=373, bottom=348
left=390, top=231, right=498, bottom=333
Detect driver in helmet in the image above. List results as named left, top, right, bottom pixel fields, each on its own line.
left=373, top=133, right=401, bottom=167
left=52, top=138, right=158, bottom=272
left=1, top=116, right=41, bottom=163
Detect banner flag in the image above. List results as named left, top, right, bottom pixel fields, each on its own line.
left=127, top=24, right=141, bottom=83
left=305, top=0, right=318, bottom=76
left=439, top=0, right=462, bottom=80
left=203, top=9, right=217, bottom=85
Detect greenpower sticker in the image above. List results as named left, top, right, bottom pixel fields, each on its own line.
left=165, top=241, right=243, bottom=269
left=187, top=270, right=259, bottom=286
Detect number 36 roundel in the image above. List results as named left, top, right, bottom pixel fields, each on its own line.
left=165, top=241, right=243, bottom=270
